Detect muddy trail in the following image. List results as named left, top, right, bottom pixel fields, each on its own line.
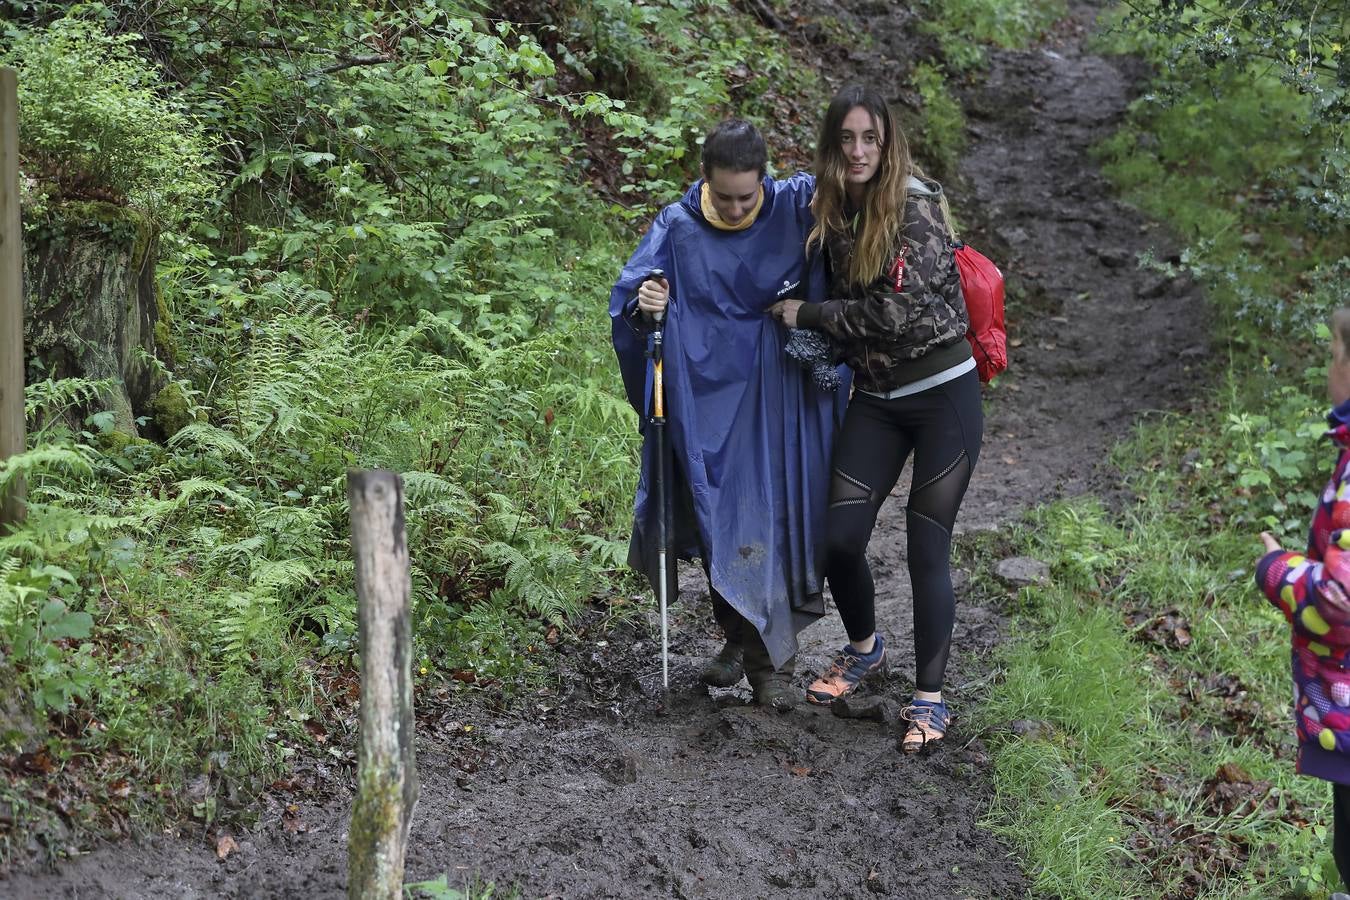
left=7, top=3, right=1209, bottom=898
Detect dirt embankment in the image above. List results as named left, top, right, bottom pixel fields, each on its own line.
left=5, top=2, right=1209, bottom=897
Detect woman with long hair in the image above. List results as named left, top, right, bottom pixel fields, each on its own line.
left=771, top=84, right=983, bottom=751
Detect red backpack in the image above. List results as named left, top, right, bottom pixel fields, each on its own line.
left=918, top=174, right=1008, bottom=383
left=953, top=242, right=1007, bottom=383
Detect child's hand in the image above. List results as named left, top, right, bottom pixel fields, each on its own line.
left=1260, top=532, right=1283, bottom=553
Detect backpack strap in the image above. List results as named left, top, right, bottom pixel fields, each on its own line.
left=906, top=170, right=958, bottom=241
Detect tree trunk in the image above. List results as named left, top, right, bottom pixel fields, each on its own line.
left=346, top=469, right=418, bottom=900
left=23, top=201, right=181, bottom=439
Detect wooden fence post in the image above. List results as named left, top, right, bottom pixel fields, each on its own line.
left=0, top=68, right=25, bottom=530
left=346, top=469, right=418, bottom=899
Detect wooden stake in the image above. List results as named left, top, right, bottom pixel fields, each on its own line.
left=346, top=469, right=418, bottom=900
left=0, top=69, right=24, bottom=529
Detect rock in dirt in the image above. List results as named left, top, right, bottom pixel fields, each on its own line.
left=995, top=556, right=1050, bottom=587
left=1096, top=247, right=1131, bottom=268
left=1137, top=273, right=1175, bottom=299
left=1009, top=719, right=1056, bottom=741
left=830, top=694, right=897, bottom=722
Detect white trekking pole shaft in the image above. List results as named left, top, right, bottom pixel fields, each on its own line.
left=645, top=269, right=671, bottom=690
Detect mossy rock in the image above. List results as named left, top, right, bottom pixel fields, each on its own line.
left=34, top=201, right=153, bottom=256
left=94, top=429, right=151, bottom=453
left=150, top=382, right=193, bottom=439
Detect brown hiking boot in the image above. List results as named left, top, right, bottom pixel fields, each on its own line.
left=699, top=641, right=744, bottom=687
left=744, top=639, right=797, bottom=712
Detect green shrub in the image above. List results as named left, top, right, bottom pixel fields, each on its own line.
left=911, top=62, right=966, bottom=178
left=3, top=16, right=215, bottom=223
left=918, top=0, right=1066, bottom=72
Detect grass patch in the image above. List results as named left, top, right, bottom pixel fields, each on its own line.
left=982, top=5, right=1350, bottom=894
left=979, top=496, right=1336, bottom=897
left=918, top=0, right=1068, bottom=73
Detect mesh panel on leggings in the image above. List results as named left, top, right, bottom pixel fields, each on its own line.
left=907, top=450, right=970, bottom=533
left=829, top=468, right=873, bottom=509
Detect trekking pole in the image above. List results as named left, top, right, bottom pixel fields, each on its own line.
left=644, top=268, right=672, bottom=691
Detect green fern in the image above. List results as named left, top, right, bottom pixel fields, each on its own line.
left=250, top=558, right=316, bottom=593
left=482, top=538, right=582, bottom=625
left=167, top=422, right=254, bottom=461
left=24, top=376, right=119, bottom=426
left=576, top=533, right=629, bottom=570
left=215, top=590, right=281, bottom=663
left=0, top=443, right=96, bottom=489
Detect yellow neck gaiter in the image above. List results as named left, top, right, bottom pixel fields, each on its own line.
left=700, top=183, right=764, bottom=232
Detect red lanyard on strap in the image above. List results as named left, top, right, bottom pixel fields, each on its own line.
left=887, top=249, right=906, bottom=292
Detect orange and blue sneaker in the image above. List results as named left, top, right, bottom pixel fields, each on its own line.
left=899, top=698, right=951, bottom=753
left=805, top=634, right=887, bottom=705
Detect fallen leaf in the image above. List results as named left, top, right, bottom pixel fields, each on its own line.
left=303, top=719, right=329, bottom=744
left=216, top=834, right=239, bottom=860
left=283, top=803, right=308, bottom=834
left=13, top=750, right=55, bottom=775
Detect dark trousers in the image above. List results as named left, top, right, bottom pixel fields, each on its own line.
left=701, top=556, right=783, bottom=663
left=709, top=585, right=748, bottom=646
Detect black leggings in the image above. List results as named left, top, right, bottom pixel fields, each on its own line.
left=824, top=369, right=983, bottom=693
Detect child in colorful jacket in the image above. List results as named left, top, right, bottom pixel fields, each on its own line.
left=1256, top=308, right=1350, bottom=895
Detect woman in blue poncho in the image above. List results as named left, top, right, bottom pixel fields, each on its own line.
left=610, top=120, right=844, bottom=710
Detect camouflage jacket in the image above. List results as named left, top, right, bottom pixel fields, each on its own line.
left=796, top=176, right=970, bottom=393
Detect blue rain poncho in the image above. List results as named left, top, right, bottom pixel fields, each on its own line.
left=610, top=174, right=848, bottom=667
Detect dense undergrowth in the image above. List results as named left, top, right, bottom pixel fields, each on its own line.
left=0, top=0, right=832, bottom=861
left=0, top=0, right=1066, bottom=871
left=980, top=0, right=1350, bottom=896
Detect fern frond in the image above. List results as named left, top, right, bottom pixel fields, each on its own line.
left=482, top=539, right=580, bottom=625
left=576, top=533, right=629, bottom=570
left=401, top=471, right=472, bottom=507
left=215, top=590, right=281, bottom=662
left=25, top=377, right=119, bottom=421
left=250, top=558, right=315, bottom=592
left=168, top=422, right=254, bottom=461
left=202, top=535, right=268, bottom=571
left=174, top=477, right=254, bottom=511
left=0, top=444, right=97, bottom=489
